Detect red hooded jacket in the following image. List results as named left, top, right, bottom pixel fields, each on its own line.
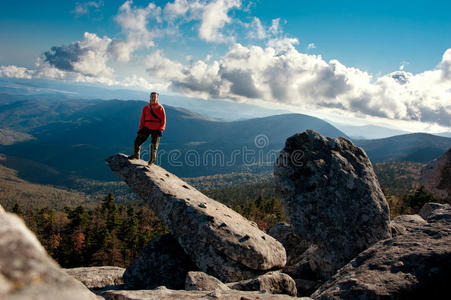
left=138, top=103, right=166, bottom=132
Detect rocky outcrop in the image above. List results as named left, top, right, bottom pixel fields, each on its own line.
left=421, top=148, right=451, bottom=200
left=419, top=202, right=451, bottom=220
left=0, top=206, right=98, bottom=300
left=106, top=154, right=286, bottom=282
left=274, top=130, right=391, bottom=279
left=102, top=286, right=309, bottom=300
left=123, top=233, right=197, bottom=289
left=227, top=271, right=297, bottom=296
left=269, top=223, right=310, bottom=266
left=185, top=271, right=229, bottom=291
left=312, top=202, right=451, bottom=299
left=64, top=266, right=125, bottom=290
left=390, top=214, right=427, bottom=236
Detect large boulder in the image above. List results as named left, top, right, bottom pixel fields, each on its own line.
left=123, top=233, right=197, bottom=290
left=421, top=148, right=451, bottom=200
left=185, top=271, right=229, bottom=291
left=64, top=266, right=125, bottom=290
left=274, top=130, right=391, bottom=279
left=312, top=203, right=451, bottom=299
left=0, top=205, right=98, bottom=300
left=106, top=154, right=286, bottom=282
left=227, top=271, right=297, bottom=296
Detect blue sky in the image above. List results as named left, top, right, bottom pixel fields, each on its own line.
left=0, top=0, right=450, bottom=131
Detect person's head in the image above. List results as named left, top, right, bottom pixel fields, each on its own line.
left=150, top=92, right=159, bottom=104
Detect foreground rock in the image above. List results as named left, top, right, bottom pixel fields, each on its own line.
left=421, top=148, right=451, bottom=200
left=106, top=154, right=286, bottom=282
left=274, top=130, right=391, bottom=279
left=312, top=203, right=451, bottom=299
left=227, top=271, right=297, bottom=296
left=123, top=233, right=197, bottom=289
left=102, top=286, right=309, bottom=300
left=64, top=266, right=125, bottom=290
left=185, top=271, right=229, bottom=291
left=0, top=206, right=97, bottom=300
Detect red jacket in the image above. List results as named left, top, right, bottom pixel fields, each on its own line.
left=139, top=103, right=166, bottom=132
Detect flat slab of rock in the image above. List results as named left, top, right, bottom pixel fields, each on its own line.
left=274, top=130, right=391, bottom=279
left=421, top=148, right=451, bottom=200
left=64, top=266, right=125, bottom=289
left=123, top=233, right=197, bottom=289
left=312, top=203, right=451, bottom=299
left=102, top=286, right=308, bottom=300
left=0, top=206, right=98, bottom=300
left=106, top=154, right=286, bottom=282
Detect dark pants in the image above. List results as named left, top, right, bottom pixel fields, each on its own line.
left=134, top=127, right=161, bottom=162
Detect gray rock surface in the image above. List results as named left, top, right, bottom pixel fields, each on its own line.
left=102, top=286, right=309, bottom=300
left=0, top=206, right=98, bottom=300
left=64, top=266, right=125, bottom=289
left=419, top=202, right=451, bottom=220
left=274, top=130, right=391, bottom=279
left=269, top=223, right=310, bottom=266
left=106, top=153, right=286, bottom=282
left=390, top=214, right=427, bottom=236
left=227, top=271, right=297, bottom=296
left=421, top=148, right=451, bottom=200
left=312, top=203, right=451, bottom=299
left=123, top=233, right=197, bottom=290
left=185, top=271, right=229, bottom=291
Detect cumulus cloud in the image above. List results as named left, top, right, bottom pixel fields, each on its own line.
left=44, top=32, right=113, bottom=77
left=198, top=0, right=241, bottom=42
left=307, top=43, right=316, bottom=49
left=145, top=42, right=451, bottom=128
left=0, top=65, right=34, bottom=79
left=109, top=1, right=161, bottom=62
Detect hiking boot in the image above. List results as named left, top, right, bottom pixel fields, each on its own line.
left=128, top=142, right=141, bottom=160
left=148, top=143, right=157, bottom=165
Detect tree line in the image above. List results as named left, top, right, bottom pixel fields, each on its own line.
left=8, top=189, right=286, bottom=268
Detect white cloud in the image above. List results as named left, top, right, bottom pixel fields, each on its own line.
left=109, top=0, right=161, bottom=62
left=247, top=17, right=266, bottom=39
left=268, top=18, right=281, bottom=36
left=307, top=43, right=316, bottom=49
left=439, top=48, right=451, bottom=80
left=72, top=1, right=103, bottom=17
left=164, top=0, right=190, bottom=18
left=399, top=61, right=409, bottom=71
left=43, top=32, right=113, bottom=77
left=246, top=17, right=284, bottom=40
left=198, top=0, right=241, bottom=42
left=144, top=43, right=451, bottom=128
left=0, top=65, right=34, bottom=79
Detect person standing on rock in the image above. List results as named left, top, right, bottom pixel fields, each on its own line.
left=128, top=92, right=166, bottom=165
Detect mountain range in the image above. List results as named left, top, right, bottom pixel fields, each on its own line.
left=0, top=92, right=450, bottom=188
